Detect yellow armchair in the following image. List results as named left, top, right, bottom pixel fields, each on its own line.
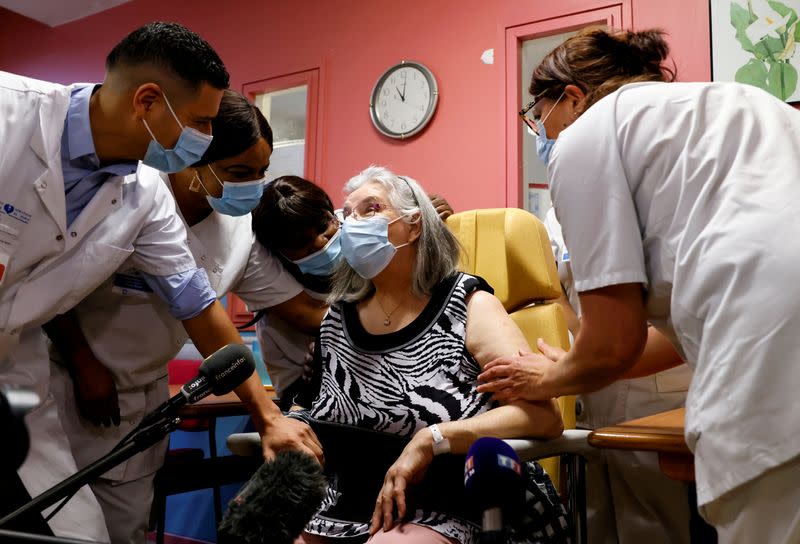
left=447, top=208, right=592, bottom=543
left=446, top=208, right=576, bottom=476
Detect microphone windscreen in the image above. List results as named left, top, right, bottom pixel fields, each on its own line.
left=218, top=450, right=327, bottom=544
left=199, top=344, right=256, bottom=395
left=464, top=437, right=525, bottom=513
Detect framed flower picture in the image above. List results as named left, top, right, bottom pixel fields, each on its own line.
left=710, top=0, right=800, bottom=102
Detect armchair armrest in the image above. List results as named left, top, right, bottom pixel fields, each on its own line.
left=227, top=429, right=597, bottom=461
left=505, top=430, right=596, bottom=461
left=227, top=432, right=262, bottom=457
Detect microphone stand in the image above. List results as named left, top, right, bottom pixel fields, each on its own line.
left=479, top=507, right=508, bottom=544
left=0, top=415, right=180, bottom=528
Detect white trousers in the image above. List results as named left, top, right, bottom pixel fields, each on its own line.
left=579, top=374, right=691, bottom=544
left=5, top=329, right=110, bottom=542
left=50, top=362, right=169, bottom=544
left=90, top=474, right=156, bottom=544
left=702, top=455, right=800, bottom=544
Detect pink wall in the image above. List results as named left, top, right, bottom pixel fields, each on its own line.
left=0, top=0, right=710, bottom=210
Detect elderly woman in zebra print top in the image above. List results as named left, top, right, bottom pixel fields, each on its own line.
left=291, top=166, right=568, bottom=544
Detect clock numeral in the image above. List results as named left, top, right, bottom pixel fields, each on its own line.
left=401, top=122, right=406, bottom=130
left=381, top=99, right=387, bottom=107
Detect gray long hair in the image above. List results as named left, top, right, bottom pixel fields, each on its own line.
left=328, top=165, right=461, bottom=304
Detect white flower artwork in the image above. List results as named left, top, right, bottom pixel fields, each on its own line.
left=711, top=0, right=800, bottom=102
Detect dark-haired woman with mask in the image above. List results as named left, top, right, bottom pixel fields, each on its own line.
left=46, top=90, right=325, bottom=544
left=251, top=176, right=340, bottom=408
left=477, top=26, right=800, bottom=543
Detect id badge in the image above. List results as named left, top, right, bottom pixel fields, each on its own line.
left=0, top=251, right=8, bottom=288
left=0, top=221, right=19, bottom=253
left=111, top=272, right=154, bottom=298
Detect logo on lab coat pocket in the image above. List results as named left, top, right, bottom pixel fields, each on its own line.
left=0, top=201, right=31, bottom=224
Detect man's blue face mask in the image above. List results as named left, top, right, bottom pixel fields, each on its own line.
left=141, top=93, right=213, bottom=174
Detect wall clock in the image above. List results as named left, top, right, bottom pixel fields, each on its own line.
left=369, top=60, right=438, bottom=139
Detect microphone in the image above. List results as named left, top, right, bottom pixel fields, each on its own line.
left=218, top=450, right=327, bottom=544
left=140, top=343, right=256, bottom=427
left=464, top=437, right=525, bottom=544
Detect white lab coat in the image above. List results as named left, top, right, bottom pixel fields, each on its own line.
left=550, top=81, right=800, bottom=512
left=0, top=71, right=196, bottom=541
left=544, top=207, right=691, bottom=543
left=51, top=168, right=304, bottom=543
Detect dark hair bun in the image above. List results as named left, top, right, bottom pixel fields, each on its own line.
left=529, top=26, right=676, bottom=110
left=625, top=29, right=671, bottom=73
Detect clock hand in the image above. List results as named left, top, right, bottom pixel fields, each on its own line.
left=395, top=86, right=405, bottom=102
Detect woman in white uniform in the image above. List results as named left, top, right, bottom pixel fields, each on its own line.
left=477, top=27, right=800, bottom=543
left=48, top=90, right=325, bottom=544
left=544, top=207, right=691, bottom=544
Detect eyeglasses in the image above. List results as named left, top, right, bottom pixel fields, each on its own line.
left=518, top=90, right=565, bottom=136
left=341, top=201, right=396, bottom=221
left=342, top=177, right=419, bottom=221
left=519, top=100, right=540, bottom=134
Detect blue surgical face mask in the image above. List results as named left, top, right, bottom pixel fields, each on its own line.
left=535, top=120, right=557, bottom=166
left=292, top=229, right=342, bottom=276
left=141, top=93, right=213, bottom=174
left=202, top=166, right=266, bottom=216
left=534, top=92, right=565, bottom=167
left=340, top=215, right=409, bottom=279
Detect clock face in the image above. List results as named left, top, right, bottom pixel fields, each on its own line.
left=370, top=62, right=438, bottom=139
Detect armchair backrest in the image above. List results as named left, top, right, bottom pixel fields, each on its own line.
left=446, top=208, right=576, bottom=481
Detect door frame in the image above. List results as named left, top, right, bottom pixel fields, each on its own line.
left=243, top=68, right=321, bottom=182
left=504, top=4, right=630, bottom=207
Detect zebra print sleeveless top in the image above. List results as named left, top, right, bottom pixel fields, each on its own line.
left=297, top=272, right=570, bottom=543
left=309, top=272, right=494, bottom=435
left=300, top=273, right=493, bottom=542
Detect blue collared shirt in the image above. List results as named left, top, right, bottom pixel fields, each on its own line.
left=60, top=84, right=216, bottom=321
left=61, top=84, right=137, bottom=227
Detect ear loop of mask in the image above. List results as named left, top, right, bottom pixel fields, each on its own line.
left=207, top=165, right=227, bottom=190
left=540, top=90, right=565, bottom=127
left=141, top=92, right=184, bottom=145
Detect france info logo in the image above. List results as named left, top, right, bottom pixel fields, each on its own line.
left=496, top=453, right=521, bottom=475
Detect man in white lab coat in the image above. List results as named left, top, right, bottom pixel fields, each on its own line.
left=0, top=22, right=319, bottom=541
